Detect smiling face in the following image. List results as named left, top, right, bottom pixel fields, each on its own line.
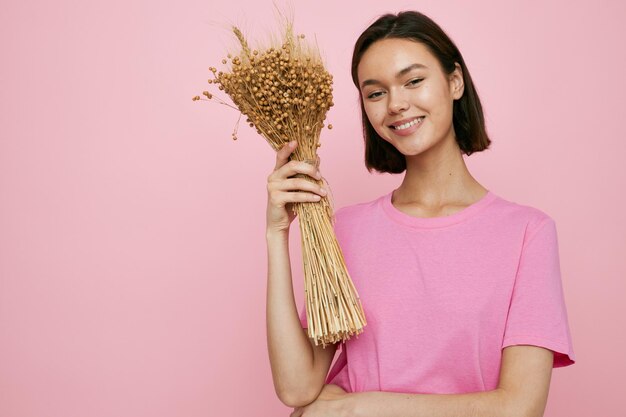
left=357, top=37, right=464, bottom=158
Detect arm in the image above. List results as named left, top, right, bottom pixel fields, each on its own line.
left=266, top=230, right=316, bottom=405
left=265, top=141, right=336, bottom=408
left=345, top=345, right=553, bottom=417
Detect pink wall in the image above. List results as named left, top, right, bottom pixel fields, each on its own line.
left=1, top=0, right=624, bottom=416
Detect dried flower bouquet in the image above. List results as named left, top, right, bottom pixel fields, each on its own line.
left=193, top=22, right=366, bottom=347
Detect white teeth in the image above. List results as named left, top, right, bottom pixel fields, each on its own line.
left=392, top=117, right=424, bottom=130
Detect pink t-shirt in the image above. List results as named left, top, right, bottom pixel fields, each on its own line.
left=299, top=189, right=576, bottom=394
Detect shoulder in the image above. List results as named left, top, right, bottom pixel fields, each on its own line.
left=332, top=194, right=386, bottom=227
left=489, top=192, right=557, bottom=240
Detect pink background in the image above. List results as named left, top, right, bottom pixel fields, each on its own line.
left=1, top=0, right=624, bottom=416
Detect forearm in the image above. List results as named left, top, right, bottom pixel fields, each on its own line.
left=266, top=231, right=315, bottom=405
left=347, top=388, right=514, bottom=417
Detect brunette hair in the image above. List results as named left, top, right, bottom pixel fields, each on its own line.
left=351, top=11, right=491, bottom=174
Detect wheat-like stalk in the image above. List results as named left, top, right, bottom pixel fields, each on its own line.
left=194, top=22, right=366, bottom=347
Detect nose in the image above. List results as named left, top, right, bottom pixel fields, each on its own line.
left=387, top=90, right=409, bottom=114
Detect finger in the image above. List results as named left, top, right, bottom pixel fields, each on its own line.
left=278, top=160, right=322, bottom=181
left=269, top=190, right=322, bottom=207
left=268, top=161, right=320, bottom=184
left=274, top=140, right=297, bottom=170
left=274, top=178, right=327, bottom=196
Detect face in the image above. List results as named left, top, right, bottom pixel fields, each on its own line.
left=357, top=38, right=464, bottom=158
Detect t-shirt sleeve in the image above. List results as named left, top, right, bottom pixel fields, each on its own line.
left=299, top=303, right=308, bottom=328
left=502, top=217, right=576, bottom=367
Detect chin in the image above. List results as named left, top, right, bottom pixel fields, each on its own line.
left=381, top=136, right=425, bottom=155
left=401, top=139, right=441, bottom=158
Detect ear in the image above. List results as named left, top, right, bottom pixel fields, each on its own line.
left=450, top=62, right=464, bottom=100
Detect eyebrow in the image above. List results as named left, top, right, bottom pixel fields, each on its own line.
left=360, top=63, right=428, bottom=89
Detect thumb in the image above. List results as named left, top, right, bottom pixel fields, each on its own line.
left=275, top=140, right=297, bottom=170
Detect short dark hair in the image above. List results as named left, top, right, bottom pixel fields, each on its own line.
left=351, top=11, right=491, bottom=174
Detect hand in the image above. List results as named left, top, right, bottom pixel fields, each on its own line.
left=290, top=384, right=349, bottom=417
left=266, top=141, right=327, bottom=234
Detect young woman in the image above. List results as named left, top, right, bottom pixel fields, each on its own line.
left=266, top=11, right=575, bottom=417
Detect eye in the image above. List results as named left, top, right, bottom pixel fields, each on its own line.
left=407, top=78, right=424, bottom=86
left=366, top=91, right=384, bottom=99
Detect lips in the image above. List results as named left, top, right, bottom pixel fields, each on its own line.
left=389, top=116, right=425, bottom=130
left=389, top=116, right=421, bottom=128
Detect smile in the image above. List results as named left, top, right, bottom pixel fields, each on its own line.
left=390, top=116, right=425, bottom=131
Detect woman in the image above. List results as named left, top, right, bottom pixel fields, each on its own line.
left=266, top=11, right=576, bottom=417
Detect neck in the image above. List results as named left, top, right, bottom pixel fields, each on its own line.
left=395, top=133, right=485, bottom=207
